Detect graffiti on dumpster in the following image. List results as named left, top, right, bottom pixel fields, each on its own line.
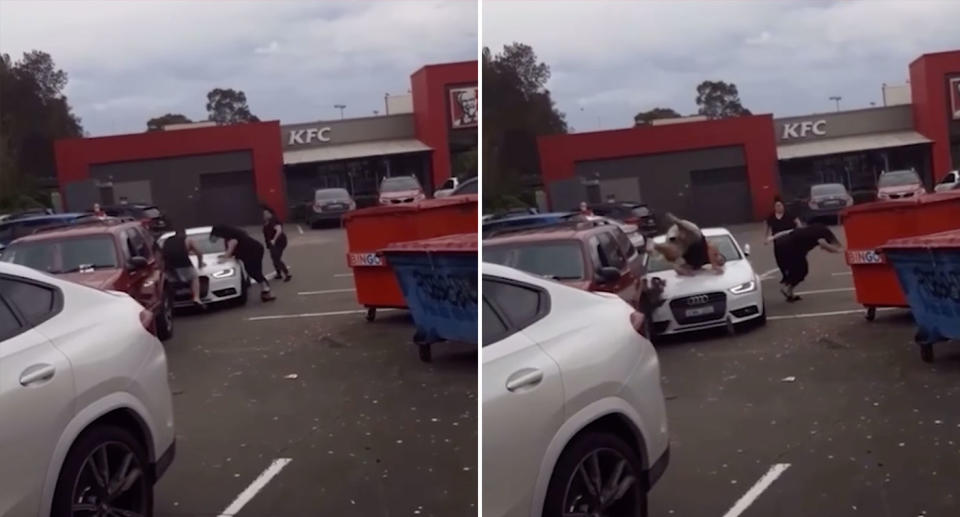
left=411, top=270, right=478, bottom=310
left=911, top=266, right=960, bottom=304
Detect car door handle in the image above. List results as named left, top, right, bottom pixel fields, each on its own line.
left=20, top=364, right=56, bottom=386
left=506, top=368, right=543, bottom=392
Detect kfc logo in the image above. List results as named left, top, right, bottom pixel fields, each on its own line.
left=782, top=119, right=827, bottom=139
left=450, top=86, right=478, bottom=128
left=288, top=127, right=331, bottom=145
left=951, top=77, right=960, bottom=120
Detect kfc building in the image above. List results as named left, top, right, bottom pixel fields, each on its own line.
left=54, top=60, right=477, bottom=226
left=539, top=50, right=960, bottom=224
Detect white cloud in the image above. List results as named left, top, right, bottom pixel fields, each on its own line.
left=483, top=0, right=960, bottom=130
left=0, top=0, right=477, bottom=135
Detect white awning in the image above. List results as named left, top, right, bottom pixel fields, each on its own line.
left=283, top=139, right=431, bottom=165
left=777, top=131, right=931, bottom=160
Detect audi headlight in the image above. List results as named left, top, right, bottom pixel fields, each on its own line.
left=212, top=267, right=236, bottom=279
left=729, top=280, right=757, bottom=294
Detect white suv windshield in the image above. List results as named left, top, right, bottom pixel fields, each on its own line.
left=484, top=242, right=585, bottom=280
left=879, top=171, right=920, bottom=187
left=2, top=236, right=119, bottom=273
left=381, top=177, right=421, bottom=192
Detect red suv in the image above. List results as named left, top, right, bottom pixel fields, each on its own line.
left=483, top=221, right=662, bottom=326
left=0, top=218, right=173, bottom=340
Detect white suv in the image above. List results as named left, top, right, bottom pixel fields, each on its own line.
left=0, top=262, right=175, bottom=517
left=482, top=262, right=669, bottom=517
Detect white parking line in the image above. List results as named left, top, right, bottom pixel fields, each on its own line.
left=218, top=458, right=291, bottom=517
left=297, top=225, right=304, bottom=235
left=722, top=463, right=791, bottom=517
left=832, top=271, right=852, bottom=276
left=297, top=288, right=356, bottom=296
left=792, top=287, right=854, bottom=296
left=246, top=308, right=397, bottom=321
left=768, top=307, right=897, bottom=321
left=333, top=273, right=354, bottom=278
left=758, top=268, right=780, bottom=280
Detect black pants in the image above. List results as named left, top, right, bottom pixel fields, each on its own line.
left=268, top=239, right=289, bottom=278
left=773, top=240, right=789, bottom=283
left=240, top=245, right=269, bottom=285
left=780, top=244, right=810, bottom=288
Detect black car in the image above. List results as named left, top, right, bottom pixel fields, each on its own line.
left=102, top=204, right=169, bottom=235
left=586, top=202, right=658, bottom=236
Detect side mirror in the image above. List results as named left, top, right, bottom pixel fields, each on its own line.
left=597, top=266, right=622, bottom=283
left=128, top=256, right=149, bottom=270
left=743, top=244, right=751, bottom=256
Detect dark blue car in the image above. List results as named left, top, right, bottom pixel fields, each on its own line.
left=0, top=213, right=90, bottom=251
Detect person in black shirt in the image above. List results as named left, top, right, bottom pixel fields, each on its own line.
left=653, top=213, right=726, bottom=275
left=161, top=227, right=205, bottom=307
left=776, top=223, right=843, bottom=302
left=764, top=196, right=803, bottom=287
left=262, top=206, right=291, bottom=282
left=210, top=224, right=276, bottom=302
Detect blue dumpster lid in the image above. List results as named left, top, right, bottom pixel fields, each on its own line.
left=880, top=229, right=960, bottom=251
left=382, top=232, right=477, bottom=253
left=343, top=195, right=477, bottom=222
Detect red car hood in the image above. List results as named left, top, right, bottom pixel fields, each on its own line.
left=380, top=189, right=421, bottom=200
left=59, top=269, right=122, bottom=290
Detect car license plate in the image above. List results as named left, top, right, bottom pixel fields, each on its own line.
left=348, top=253, right=384, bottom=267
left=326, top=204, right=344, bottom=210
left=175, top=288, right=191, bottom=296
left=685, top=306, right=715, bottom=317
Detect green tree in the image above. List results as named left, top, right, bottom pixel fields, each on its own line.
left=634, top=107, right=681, bottom=126
left=146, top=113, right=193, bottom=132
left=205, top=88, right=259, bottom=125
left=483, top=43, right=567, bottom=212
left=0, top=50, right=83, bottom=210
left=695, top=80, right=751, bottom=119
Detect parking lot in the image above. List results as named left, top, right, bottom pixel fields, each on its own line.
left=648, top=223, right=960, bottom=516
left=152, top=226, right=477, bottom=516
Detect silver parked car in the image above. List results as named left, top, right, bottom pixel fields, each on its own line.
left=0, top=262, right=175, bottom=517
left=483, top=262, right=669, bottom=517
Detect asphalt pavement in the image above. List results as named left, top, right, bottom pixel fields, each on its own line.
left=153, top=225, right=477, bottom=516
left=648, top=223, right=960, bottom=517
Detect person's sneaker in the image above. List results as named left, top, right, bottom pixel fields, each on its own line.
left=261, top=292, right=276, bottom=302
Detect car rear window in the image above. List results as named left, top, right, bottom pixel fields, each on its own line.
left=484, top=242, right=585, bottom=280
left=811, top=184, right=847, bottom=196
left=141, top=207, right=162, bottom=218
left=631, top=206, right=651, bottom=217
left=380, top=177, right=421, bottom=192
left=316, top=189, right=350, bottom=201
left=1, top=236, right=119, bottom=274
left=878, top=170, right=921, bottom=187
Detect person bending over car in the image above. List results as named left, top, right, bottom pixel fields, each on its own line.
left=162, top=226, right=206, bottom=307
left=776, top=223, right=843, bottom=302
left=653, top=213, right=726, bottom=276
left=210, top=224, right=276, bottom=302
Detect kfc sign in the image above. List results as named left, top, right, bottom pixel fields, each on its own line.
left=782, top=119, right=827, bottom=139
left=288, top=127, right=332, bottom=145
left=449, top=86, right=478, bottom=129
left=951, top=77, right=960, bottom=120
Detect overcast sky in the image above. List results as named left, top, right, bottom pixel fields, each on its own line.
left=484, top=0, right=960, bottom=132
left=0, top=0, right=477, bottom=136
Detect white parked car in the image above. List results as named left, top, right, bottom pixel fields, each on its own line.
left=159, top=226, right=248, bottom=308
left=482, top=262, right=669, bottom=517
left=934, top=170, right=959, bottom=192
left=433, top=177, right=460, bottom=197
left=586, top=215, right=646, bottom=249
left=646, top=228, right=765, bottom=336
left=0, top=262, right=175, bottom=517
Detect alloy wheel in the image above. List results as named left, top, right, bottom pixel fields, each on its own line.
left=69, top=441, right=149, bottom=517
left=561, top=447, right=641, bottom=517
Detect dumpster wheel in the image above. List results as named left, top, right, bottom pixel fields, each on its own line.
left=864, top=306, right=876, bottom=321
left=916, top=330, right=935, bottom=363
left=366, top=308, right=376, bottom=322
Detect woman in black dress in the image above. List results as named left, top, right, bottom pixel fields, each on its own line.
left=210, top=224, right=276, bottom=302
left=262, top=206, right=291, bottom=282
left=765, top=196, right=803, bottom=292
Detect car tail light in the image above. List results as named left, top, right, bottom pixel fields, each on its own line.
left=845, top=195, right=854, bottom=206
left=348, top=200, right=357, bottom=210
left=630, top=311, right=648, bottom=337
left=140, top=309, right=157, bottom=336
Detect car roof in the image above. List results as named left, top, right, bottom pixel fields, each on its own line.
left=652, top=227, right=732, bottom=243
left=0, top=213, right=86, bottom=225
left=10, top=219, right=139, bottom=243
left=484, top=222, right=619, bottom=245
